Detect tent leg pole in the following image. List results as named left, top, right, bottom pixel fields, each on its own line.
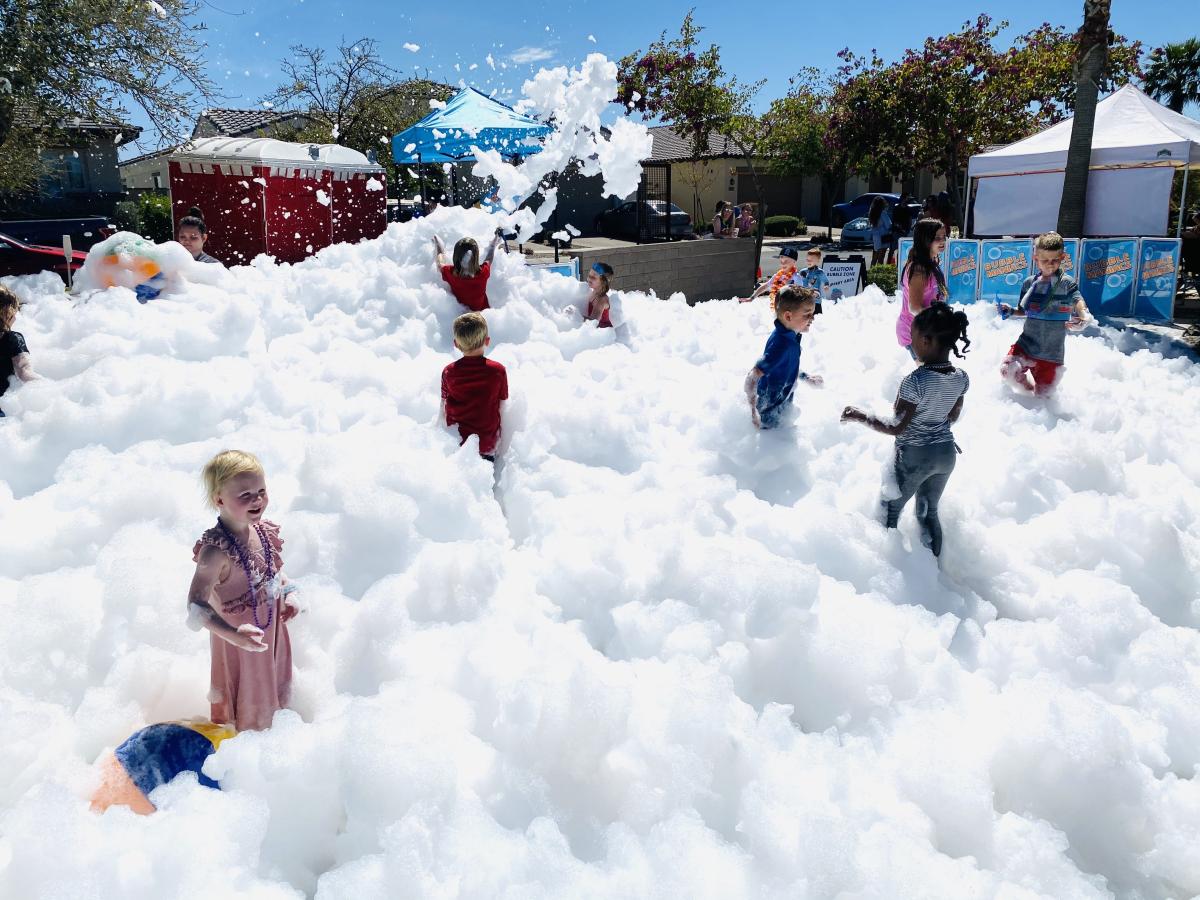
left=1178, top=165, right=1190, bottom=238
left=418, top=154, right=426, bottom=215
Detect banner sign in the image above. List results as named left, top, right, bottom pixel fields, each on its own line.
left=1058, top=238, right=1080, bottom=279
left=979, top=239, right=1033, bottom=305
left=946, top=240, right=980, bottom=303
left=821, top=258, right=864, bottom=302
left=1133, top=238, right=1180, bottom=321
left=530, top=258, right=581, bottom=280
left=1079, top=238, right=1138, bottom=315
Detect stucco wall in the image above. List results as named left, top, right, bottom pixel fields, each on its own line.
left=571, top=237, right=756, bottom=305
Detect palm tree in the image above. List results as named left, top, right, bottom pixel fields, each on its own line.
left=1142, top=38, right=1200, bottom=114
left=1057, top=0, right=1110, bottom=238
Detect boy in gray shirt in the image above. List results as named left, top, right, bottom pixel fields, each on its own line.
left=999, top=232, right=1090, bottom=397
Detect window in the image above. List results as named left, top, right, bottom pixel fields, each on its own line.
left=152, top=172, right=163, bottom=190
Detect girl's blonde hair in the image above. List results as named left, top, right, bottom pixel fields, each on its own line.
left=0, top=286, right=20, bottom=331
left=201, top=450, right=264, bottom=508
left=453, top=237, right=481, bottom=278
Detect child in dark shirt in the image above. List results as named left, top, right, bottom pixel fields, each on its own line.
left=434, top=230, right=504, bottom=311
left=0, top=287, right=39, bottom=417
left=441, top=312, right=508, bottom=460
left=744, top=286, right=823, bottom=429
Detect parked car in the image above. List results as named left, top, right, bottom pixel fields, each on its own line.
left=838, top=216, right=874, bottom=250
left=0, top=217, right=116, bottom=252
left=830, top=193, right=922, bottom=229
left=0, top=231, right=88, bottom=281
left=595, top=200, right=692, bottom=241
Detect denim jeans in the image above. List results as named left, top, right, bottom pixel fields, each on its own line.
left=883, top=441, right=957, bottom=556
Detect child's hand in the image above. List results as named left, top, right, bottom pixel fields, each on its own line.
left=1066, top=315, right=1086, bottom=332
left=841, top=406, right=865, bottom=424
left=805, top=374, right=824, bottom=388
left=432, top=235, right=444, bottom=251
left=999, top=303, right=1013, bottom=316
left=281, top=597, right=301, bottom=622
left=230, top=623, right=268, bottom=652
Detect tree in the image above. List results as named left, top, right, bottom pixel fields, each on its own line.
left=0, top=0, right=214, bottom=192
left=1057, top=1, right=1111, bottom=237
left=758, top=68, right=850, bottom=238
left=1142, top=38, right=1200, bottom=113
left=829, top=15, right=1139, bottom=232
left=264, top=38, right=453, bottom=195
left=616, top=11, right=766, bottom=232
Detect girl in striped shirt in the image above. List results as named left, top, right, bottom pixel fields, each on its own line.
left=841, top=304, right=971, bottom=557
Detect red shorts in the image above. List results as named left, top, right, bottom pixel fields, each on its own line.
left=1001, top=344, right=1061, bottom=394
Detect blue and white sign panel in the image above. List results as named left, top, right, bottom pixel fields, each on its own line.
left=530, top=258, right=581, bottom=281
left=1079, top=238, right=1138, bottom=316
left=978, top=239, right=1033, bottom=305
left=1133, top=238, right=1180, bottom=321
left=1058, top=238, right=1080, bottom=280
left=946, top=240, right=980, bottom=303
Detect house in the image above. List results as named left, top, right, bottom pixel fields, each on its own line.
left=119, top=108, right=311, bottom=196
left=0, top=112, right=142, bottom=218
left=646, top=125, right=947, bottom=228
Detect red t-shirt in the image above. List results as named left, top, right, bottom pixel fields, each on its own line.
left=440, top=261, right=491, bottom=311
left=441, top=355, right=508, bottom=455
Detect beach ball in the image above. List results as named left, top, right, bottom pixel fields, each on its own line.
left=90, top=720, right=236, bottom=815
left=92, top=234, right=167, bottom=302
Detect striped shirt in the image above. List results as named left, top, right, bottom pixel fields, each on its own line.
left=895, top=365, right=969, bottom=447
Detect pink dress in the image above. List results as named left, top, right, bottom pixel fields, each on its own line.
left=192, top=520, right=292, bottom=731
left=896, top=264, right=945, bottom=348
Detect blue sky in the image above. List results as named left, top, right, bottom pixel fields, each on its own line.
left=127, top=0, right=1195, bottom=152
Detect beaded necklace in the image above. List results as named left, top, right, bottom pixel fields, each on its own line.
left=215, top=518, right=276, bottom=631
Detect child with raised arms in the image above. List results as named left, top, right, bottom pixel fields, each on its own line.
left=741, top=246, right=799, bottom=307
left=187, top=450, right=299, bottom=731
left=433, top=229, right=504, bottom=311
left=999, top=231, right=1090, bottom=397
left=842, top=304, right=971, bottom=557
left=744, top=286, right=823, bottom=429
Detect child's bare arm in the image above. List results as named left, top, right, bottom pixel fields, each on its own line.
left=744, top=367, right=764, bottom=428
left=907, top=270, right=927, bottom=314
left=432, top=235, right=447, bottom=268
left=483, top=230, right=503, bottom=266
left=12, top=352, right=37, bottom=382
left=187, top=545, right=267, bottom=652
left=947, top=395, right=965, bottom=424
left=841, top=398, right=917, bottom=436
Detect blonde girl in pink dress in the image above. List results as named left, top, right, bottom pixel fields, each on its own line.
left=186, top=450, right=299, bottom=731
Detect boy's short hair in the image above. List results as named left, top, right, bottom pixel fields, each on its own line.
left=805, top=247, right=822, bottom=259
left=774, top=285, right=818, bottom=314
left=1034, top=232, right=1065, bottom=253
left=201, top=450, right=264, bottom=509
left=453, top=311, right=489, bottom=352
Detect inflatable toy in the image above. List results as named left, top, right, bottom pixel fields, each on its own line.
left=90, top=719, right=236, bottom=814
left=77, top=232, right=176, bottom=302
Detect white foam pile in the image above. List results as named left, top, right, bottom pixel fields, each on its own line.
left=3, top=59, right=1200, bottom=900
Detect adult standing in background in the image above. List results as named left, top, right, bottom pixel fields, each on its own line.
left=868, top=196, right=894, bottom=267
left=711, top=201, right=737, bottom=239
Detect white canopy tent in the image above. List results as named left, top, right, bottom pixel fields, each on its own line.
left=968, top=84, right=1200, bottom=237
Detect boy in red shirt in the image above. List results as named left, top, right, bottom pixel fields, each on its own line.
left=441, top=312, right=508, bottom=461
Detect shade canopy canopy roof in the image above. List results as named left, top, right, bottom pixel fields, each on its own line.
left=968, top=84, right=1200, bottom=179
left=391, top=88, right=552, bottom=165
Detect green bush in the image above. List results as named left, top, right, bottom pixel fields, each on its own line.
left=866, top=263, right=898, bottom=295
left=763, top=215, right=805, bottom=237
left=112, top=200, right=141, bottom=234
left=138, top=193, right=173, bottom=242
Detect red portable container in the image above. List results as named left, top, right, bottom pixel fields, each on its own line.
left=168, top=137, right=387, bottom=265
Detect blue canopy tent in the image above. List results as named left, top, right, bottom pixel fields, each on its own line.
left=392, top=88, right=552, bottom=205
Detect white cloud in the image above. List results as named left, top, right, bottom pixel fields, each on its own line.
left=403, top=42, right=420, bottom=52
left=509, top=46, right=555, bottom=65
